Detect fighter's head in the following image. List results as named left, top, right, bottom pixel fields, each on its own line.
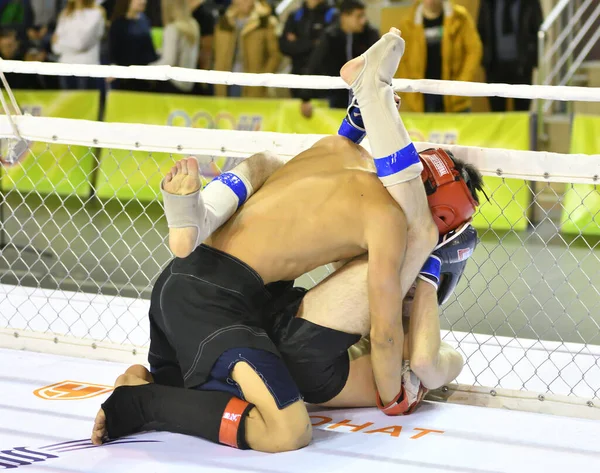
left=445, top=150, right=485, bottom=205
left=419, top=148, right=484, bottom=234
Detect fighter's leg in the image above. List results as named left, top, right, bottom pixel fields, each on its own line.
left=340, top=29, right=438, bottom=288
left=320, top=349, right=377, bottom=408
left=94, top=355, right=311, bottom=453
left=297, top=255, right=370, bottom=336
left=163, top=150, right=285, bottom=258
left=295, top=264, right=386, bottom=408
left=229, top=360, right=312, bottom=452
left=294, top=256, right=376, bottom=407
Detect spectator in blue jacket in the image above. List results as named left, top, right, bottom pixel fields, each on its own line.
left=279, top=0, right=337, bottom=99
left=298, top=0, right=378, bottom=117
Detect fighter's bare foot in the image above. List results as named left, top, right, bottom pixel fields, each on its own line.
left=123, top=364, right=154, bottom=383
left=340, top=27, right=404, bottom=88
left=114, top=373, right=150, bottom=388
left=163, top=156, right=202, bottom=258
left=163, top=156, right=201, bottom=196
left=91, top=372, right=150, bottom=446
left=91, top=408, right=107, bottom=446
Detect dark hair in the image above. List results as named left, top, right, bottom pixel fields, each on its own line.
left=339, top=0, right=365, bottom=15
left=111, top=0, right=132, bottom=21
left=0, top=28, right=16, bottom=39
left=445, top=150, right=486, bottom=205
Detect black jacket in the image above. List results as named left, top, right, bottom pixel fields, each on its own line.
left=478, top=0, right=543, bottom=72
left=279, top=2, right=338, bottom=75
left=300, top=21, right=379, bottom=107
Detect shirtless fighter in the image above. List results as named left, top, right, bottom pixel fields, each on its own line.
left=92, top=29, right=483, bottom=453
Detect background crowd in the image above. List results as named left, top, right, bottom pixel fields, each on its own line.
left=0, top=0, right=543, bottom=115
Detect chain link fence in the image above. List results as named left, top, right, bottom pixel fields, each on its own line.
left=1, top=144, right=599, bottom=400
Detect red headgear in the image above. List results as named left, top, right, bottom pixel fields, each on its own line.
left=419, top=148, right=478, bottom=233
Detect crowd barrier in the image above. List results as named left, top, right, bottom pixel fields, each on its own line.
left=0, top=90, right=597, bottom=235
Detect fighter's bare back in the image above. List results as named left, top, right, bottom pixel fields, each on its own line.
left=207, top=136, right=407, bottom=284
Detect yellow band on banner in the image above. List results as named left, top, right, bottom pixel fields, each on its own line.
left=96, top=92, right=285, bottom=201
left=562, top=115, right=600, bottom=236
left=98, top=92, right=531, bottom=231
left=0, top=91, right=100, bottom=196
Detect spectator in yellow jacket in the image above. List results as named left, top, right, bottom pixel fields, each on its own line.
left=213, top=0, right=281, bottom=98
left=397, top=0, right=482, bottom=113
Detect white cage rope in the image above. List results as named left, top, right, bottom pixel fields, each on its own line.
left=1, top=60, right=600, bottom=102
left=0, top=115, right=598, bottom=185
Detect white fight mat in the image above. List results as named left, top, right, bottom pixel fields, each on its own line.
left=1, top=348, right=599, bottom=473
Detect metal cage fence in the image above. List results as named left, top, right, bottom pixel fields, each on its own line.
left=0, top=144, right=598, bottom=400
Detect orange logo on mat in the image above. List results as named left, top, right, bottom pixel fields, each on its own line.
left=34, top=381, right=113, bottom=400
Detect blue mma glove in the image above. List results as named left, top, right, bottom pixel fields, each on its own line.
left=419, top=223, right=478, bottom=305
left=338, top=96, right=365, bottom=144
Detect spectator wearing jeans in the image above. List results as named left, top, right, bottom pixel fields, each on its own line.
left=51, top=0, right=105, bottom=90
left=213, top=0, right=280, bottom=98
left=299, top=0, right=378, bottom=118
left=109, top=0, right=158, bottom=91
left=478, top=0, right=543, bottom=112
left=150, top=0, right=200, bottom=94
left=398, top=0, right=482, bottom=113
left=279, top=0, right=337, bottom=99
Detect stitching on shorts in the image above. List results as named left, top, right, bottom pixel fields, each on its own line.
left=226, top=354, right=302, bottom=409
left=183, top=325, right=270, bottom=381
left=202, top=245, right=270, bottom=296
left=170, top=270, right=245, bottom=297
left=159, top=270, right=175, bottom=315
left=148, top=350, right=168, bottom=359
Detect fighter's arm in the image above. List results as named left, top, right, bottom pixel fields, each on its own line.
left=409, top=223, right=477, bottom=389
left=407, top=280, right=464, bottom=389
left=365, top=206, right=408, bottom=406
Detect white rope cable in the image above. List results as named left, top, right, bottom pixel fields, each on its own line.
left=1, top=60, right=600, bottom=102
left=1, top=114, right=598, bottom=185
left=0, top=70, right=21, bottom=117
left=0, top=70, right=23, bottom=140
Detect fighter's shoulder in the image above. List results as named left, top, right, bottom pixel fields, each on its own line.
left=312, top=135, right=360, bottom=151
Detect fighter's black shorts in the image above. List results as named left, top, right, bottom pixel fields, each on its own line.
left=268, top=287, right=361, bottom=404
left=147, top=244, right=296, bottom=392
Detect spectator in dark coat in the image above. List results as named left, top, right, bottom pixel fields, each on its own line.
left=298, top=0, right=378, bottom=118
left=0, top=29, right=43, bottom=88
left=108, top=0, right=158, bottom=91
left=23, top=0, right=60, bottom=55
left=188, top=0, right=218, bottom=70
left=478, top=0, right=543, bottom=111
left=279, top=0, right=337, bottom=99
